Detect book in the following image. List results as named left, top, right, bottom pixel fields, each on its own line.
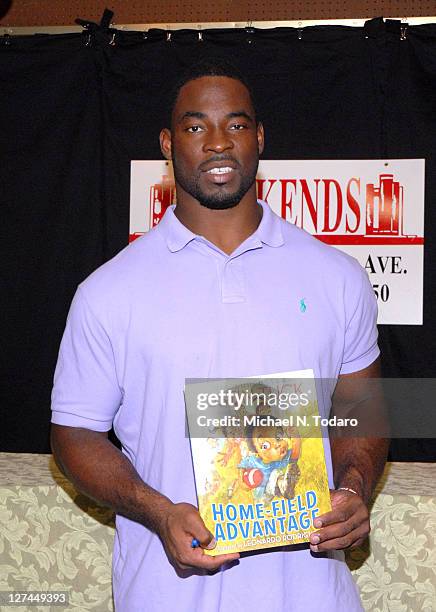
left=184, top=370, right=332, bottom=556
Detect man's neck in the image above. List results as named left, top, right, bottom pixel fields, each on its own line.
left=173, top=191, right=262, bottom=255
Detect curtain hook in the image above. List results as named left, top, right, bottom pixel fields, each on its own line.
left=400, top=24, right=408, bottom=40
left=245, top=19, right=255, bottom=43
left=166, top=30, right=172, bottom=42
left=85, top=31, right=92, bottom=46
left=297, top=28, right=303, bottom=40
left=109, top=31, right=116, bottom=46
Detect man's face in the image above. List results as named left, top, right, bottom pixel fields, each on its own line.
left=160, top=76, right=264, bottom=210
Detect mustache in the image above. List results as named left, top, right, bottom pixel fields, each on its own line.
left=199, top=155, right=240, bottom=171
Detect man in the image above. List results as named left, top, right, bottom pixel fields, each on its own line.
left=51, top=59, right=388, bottom=611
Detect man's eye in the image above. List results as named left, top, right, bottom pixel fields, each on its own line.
left=230, top=124, right=246, bottom=130
left=186, top=125, right=203, bottom=133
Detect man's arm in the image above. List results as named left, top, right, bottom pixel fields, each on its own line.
left=50, top=424, right=239, bottom=570
left=309, top=358, right=389, bottom=552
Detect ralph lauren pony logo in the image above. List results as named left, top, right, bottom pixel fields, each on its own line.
left=300, top=298, right=307, bottom=313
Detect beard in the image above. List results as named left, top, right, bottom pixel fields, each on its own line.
left=172, top=153, right=259, bottom=210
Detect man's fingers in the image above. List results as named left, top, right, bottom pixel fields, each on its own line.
left=309, top=491, right=370, bottom=552
left=310, top=522, right=369, bottom=552
left=314, top=506, right=353, bottom=528
left=311, top=515, right=369, bottom=543
left=195, top=530, right=216, bottom=549
left=188, top=524, right=216, bottom=550
left=175, top=548, right=239, bottom=571
left=181, top=507, right=215, bottom=547
left=310, top=526, right=368, bottom=552
left=196, top=552, right=240, bottom=571
left=188, top=534, right=217, bottom=550
left=315, top=495, right=365, bottom=528
left=163, top=502, right=237, bottom=570
left=204, top=537, right=217, bottom=550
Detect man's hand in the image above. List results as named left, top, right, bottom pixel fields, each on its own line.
left=157, top=502, right=240, bottom=571
left=309, top=489, right=369, bottom=552
left=309, top=358, right=389, bottom=553
left=51, top=426, right=239, bottom=571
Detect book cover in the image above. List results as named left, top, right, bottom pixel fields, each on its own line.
left=184, top=371, right=332, bottom=556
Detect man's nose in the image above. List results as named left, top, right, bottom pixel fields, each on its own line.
left=203, top=128, right=234, bottom=153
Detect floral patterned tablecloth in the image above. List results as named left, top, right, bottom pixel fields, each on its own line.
left=0, top=455, right=435, bottom=612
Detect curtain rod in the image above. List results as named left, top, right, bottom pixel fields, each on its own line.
left=2, top=16, right=435, bottom=36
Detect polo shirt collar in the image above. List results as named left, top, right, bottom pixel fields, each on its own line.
left=158, top=200, right=284, bottom=253
left=255, top=200, right=284, bottom=247
left=157, top=205, right=197, bottom=252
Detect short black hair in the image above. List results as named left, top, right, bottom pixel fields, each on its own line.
left=167, top=58, right=259, bottom=127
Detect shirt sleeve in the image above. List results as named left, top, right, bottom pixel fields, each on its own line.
left=51, top=286, right=122, bottom=431
left=340, top=263, right=380, bottom=375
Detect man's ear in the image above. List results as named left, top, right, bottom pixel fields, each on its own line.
left=257, top=122, right=265, bottom=156
left=159, top=128, right=172, bottom=160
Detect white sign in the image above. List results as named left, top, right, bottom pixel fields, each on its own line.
left=130, top=159, right=425, bottom=325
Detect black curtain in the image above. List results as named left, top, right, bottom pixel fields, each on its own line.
left=1, top=17, right=435, bottom=458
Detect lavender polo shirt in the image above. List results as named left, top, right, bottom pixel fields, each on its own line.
left=51, top=200, right=379, bottom=612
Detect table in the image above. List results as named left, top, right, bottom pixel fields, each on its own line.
left=0, top=455, right=435, bottom=611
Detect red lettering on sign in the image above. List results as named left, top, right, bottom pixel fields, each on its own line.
left=322, top=179, right=342, bottom=233
left=280, top=179, right=297, bottom=222
left=301, top=179, right=320, bottom=229
left=346, top=178, right=361, bottom=233
left=257, top=179, right=277, bottom=203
